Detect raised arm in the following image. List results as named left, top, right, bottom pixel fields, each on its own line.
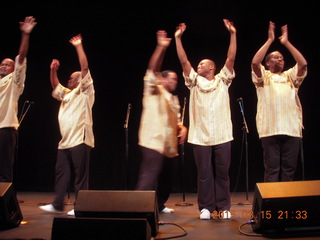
left=279, top=25, right=307, bottom=76
left=223, top=19, right=237, bottom=73
left=50, top=59, right=60, bottom=89
left=148, top=30, right=171, bottom=73
left=18, top=16, right=37, bottom=65
left=69, top=34, right=89, bottom=78
left=252, top=21, right=275, bottom=78
left=174, top=23, right=192, bottom=76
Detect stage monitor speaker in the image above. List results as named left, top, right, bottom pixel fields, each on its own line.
left=51, top=217, right=151, bottom=240
left=74, top=190, right=159, bottom=237
left=252, top=180, right=320, bottom=233
left=0, top=182, right=23, bottom=229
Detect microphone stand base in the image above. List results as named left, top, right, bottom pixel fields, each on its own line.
left=237, top=200, right=252, bottom=206
left=175, top=201, right=193, bottom=206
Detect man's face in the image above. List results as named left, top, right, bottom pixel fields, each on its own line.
left=67, top=72, right=80, bottom=90
left=162, top=72, right=178, bottom=92
left=267, top=51, right=284, bottom=73
left=197, top=59, right=215, bottom=77
left=0, top=59, right=15, bottom=78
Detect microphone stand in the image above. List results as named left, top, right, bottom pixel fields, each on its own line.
left=19, top=101, right=34, bottom=125
left=16, top=100, right=34, bottom=203
left=176, top=97, right=193, bottom=207
left=300, top=138, right=305, bottom=180
left=124, top=103, right=132, bottom=190
left=237, top=98, right=250, bottom=205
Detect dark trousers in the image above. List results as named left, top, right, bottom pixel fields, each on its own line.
left=0, top=128, right=17, bottom=182
left=193, top=142, right=231, bottom=212
left=52, top=143, right=91, bottom=211
left=261, top=135, right=300, bottom=182
left=135, top=147, right=177, bottom=211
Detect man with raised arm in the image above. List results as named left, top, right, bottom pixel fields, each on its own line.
left=136, top=30, right=187, bottom=214
left=40, top=34, right=94, bottom=216
left=175, top=20, right=236, bottom=220
left=0, top=16, right=37, bottom=182
left=251, top=22, right=307, bottom=182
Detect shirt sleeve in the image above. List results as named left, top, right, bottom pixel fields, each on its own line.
left=285, top=64, right=307, bottom=88
left=79, top=70, right=93, bottom=93
left=183, top=68, right=198, bottom=88
left=52, top=83, right=71, bottom=101
left=143, top=69, right=161, bottom=96
left=13, top=55, right=27, bottom=87
left=217, top=65, right=235, bottom=86
left=251, top=64, right=266, bottom=87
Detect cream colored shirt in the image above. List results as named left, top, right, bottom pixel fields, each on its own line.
left=184, top=66, right=235, bottom=146
left=138, top=70, right=180, bottom=158
left=0, top=56, right=26, bottom=129
left=252, top=64, right=307, bottom=138
left=52, top=71, right=95, bottom=149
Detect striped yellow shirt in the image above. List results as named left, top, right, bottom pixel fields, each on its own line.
left=138, top=70, right=180, bottom=158
left=52, top=71, right=95, bottom=149
left=252, top=64, right=307, bottom=138
left=184, top=66, right=235, bottom=146
left=0, top=56, right=26, bottom=129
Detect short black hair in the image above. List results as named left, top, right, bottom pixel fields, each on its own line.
left=161, top=70, right=176, bottom=78
left=265, top=52, right=273, bottom=65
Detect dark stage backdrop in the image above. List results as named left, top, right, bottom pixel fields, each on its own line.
left=2, top=1, right=319, bottom=193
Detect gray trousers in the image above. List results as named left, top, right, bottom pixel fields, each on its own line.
left=52, top=143, right=91, bottom=211
left=261, top=135, right=300, bottom=182
left=135, top=147, right=177, bottom=211
left=193, top=142, right=231, bottom=212
left=0, top=128, right=17, bottom=182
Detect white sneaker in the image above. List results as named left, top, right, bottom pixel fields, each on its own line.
left=200, top=208, right=211, bottom=220
left=39, top=204, right=63, bottom=213
left=161, top=207, right=174, bottom=213
left=220, top=210, right=231, bottom=219
left=67, top=209, right=75, bottom=216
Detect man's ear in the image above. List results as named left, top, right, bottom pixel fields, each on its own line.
left=266, top=61, right=270, bottom=68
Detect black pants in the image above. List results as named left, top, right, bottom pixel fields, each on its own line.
left=261, top=135, right=300, bottom=182
left=135, top=147, right=177, bottom=211
left=52, top=143, right=91, bottom=211
left=193, top=142, right=231, bottom=212
left=0, top=128, right=17, bottom=182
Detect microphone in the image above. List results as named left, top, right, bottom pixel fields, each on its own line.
left=124, top=103, right=132, bottom=129
left=25, top=100, right=34, bottom=105
left=237, top=97, right=243, bottom=102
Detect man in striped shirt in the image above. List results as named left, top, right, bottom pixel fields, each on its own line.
left=251, top=21, right=307, bottom=182
left=136, top=30, right=187, bottom=214
left=175, top=20, right=236, bottom=220
left=40, top=34, right=94, bottom=216
left=0, top=16, right=37, bottom=182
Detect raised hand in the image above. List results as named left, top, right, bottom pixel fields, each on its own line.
left=157, top=30, right=171, bottom=48
left=19, top=16, right=37, bottom=34
left=50, top=59, right=60, bottom=71
left=223, top=19, right=236, bottom=33
left=69, top=34, right=83, bottom=47
left=175, top=23, right=186, bottom=39
left=268, top=21, right=275, bottom=42
left=279, top=24, right=289, bottom=45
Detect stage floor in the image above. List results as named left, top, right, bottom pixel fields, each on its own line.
left=0, top=192, right=319, bottom=240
